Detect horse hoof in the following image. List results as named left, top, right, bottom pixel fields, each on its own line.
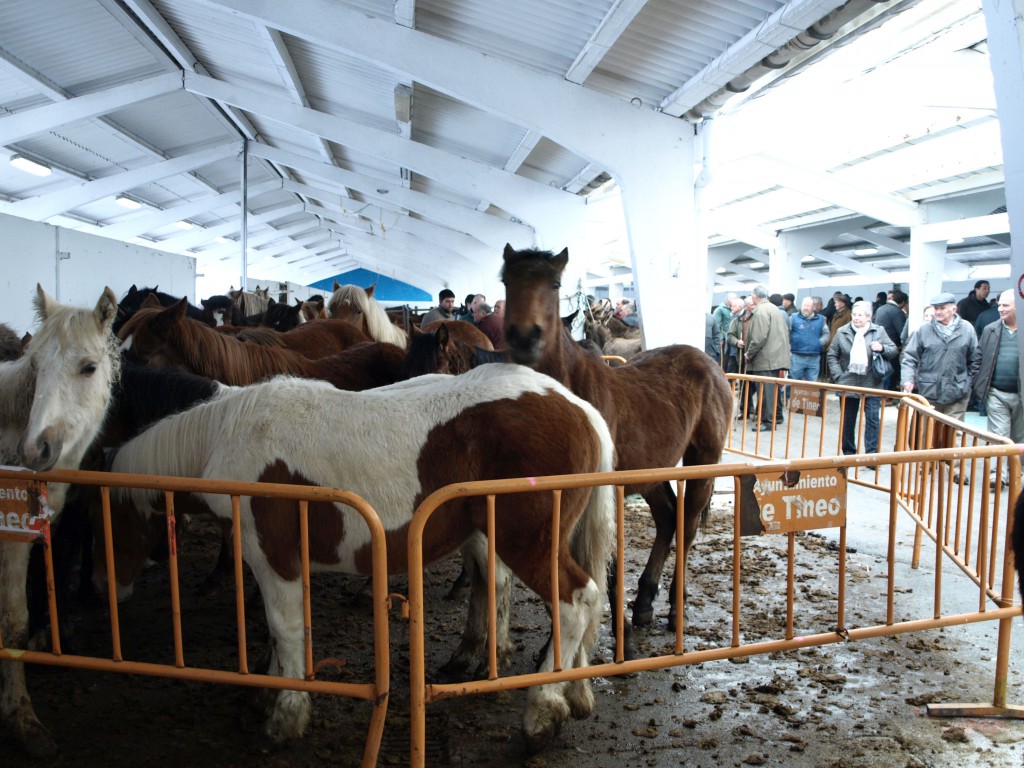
left=264, top=690, right=311, bottom=743
left=522, top=696, right=569, bottom=754
left=11, top=717, right=59, bottom=758
left=631, top=608, right=654, bottom=628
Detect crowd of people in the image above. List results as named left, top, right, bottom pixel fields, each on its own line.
left=419, top=289, right=508, bottom=350
left=712, top=279, right=1021, bottom=471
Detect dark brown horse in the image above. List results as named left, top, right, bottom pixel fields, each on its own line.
left=118, top=300, right=403, bottom=389
left=501, top=244, right=733, bottom=631
left=403, top=321, right=494, bottom=378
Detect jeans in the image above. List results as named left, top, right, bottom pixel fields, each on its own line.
left=842, top=395, right=881, bottom=455
left=789, top=353, right=820, bottom=383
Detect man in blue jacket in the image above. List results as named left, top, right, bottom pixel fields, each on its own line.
left=788, top=297, right=829, bottom=382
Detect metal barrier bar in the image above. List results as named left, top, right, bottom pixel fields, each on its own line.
left=0, top=466, right=392, bottom=768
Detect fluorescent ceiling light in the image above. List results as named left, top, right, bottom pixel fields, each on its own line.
left=214, top=236, right=233, bottom=245
left=853, top=247, right=878, bottom=256
left=748, top=261, right=765, bottom=269
left=10, top=154, right=52, bottom=177
left=715, top=267, right=727, bottom=274
left=175, top=220, right=194, bottom=230
left=115, top=195, right=143, bottom=210
left=947, top=236, right=964, bottom=245
left=801, top=255, right=816, bottom=263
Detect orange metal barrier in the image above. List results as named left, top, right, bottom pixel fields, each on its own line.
left=2, top=378, right=1021, bottom=767
left=405, top=384, right=1023, bottom=767
left=0, top=467, right=392, bottom=768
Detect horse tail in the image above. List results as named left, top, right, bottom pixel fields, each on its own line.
left=1013, top=491, right=1024, bottom=610
left=568, top=397, right=616, bottom=646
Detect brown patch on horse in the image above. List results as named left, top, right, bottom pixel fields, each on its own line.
left=352, top=392, right=598, bottom=600
left=251, top=461, right=347, bottom=581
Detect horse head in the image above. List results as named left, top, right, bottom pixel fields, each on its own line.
left=117, top=298, right=192, bottom=370
left=501, top=244, right=568, bottom=366
left=15, top=284, right=119, bottom=472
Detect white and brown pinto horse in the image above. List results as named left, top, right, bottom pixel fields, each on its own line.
left=0, top=285, right=120, bottom=757
left=327, top=283, right=411, bottom=348
left=107, top=364, right=615, bottom=751
left=501, top=245, right=733, bottom=632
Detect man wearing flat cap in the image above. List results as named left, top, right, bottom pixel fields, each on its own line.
left=900, top=292, right=979, bottom=421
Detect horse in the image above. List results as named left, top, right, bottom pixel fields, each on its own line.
left=300, top=295, right=328, bottom=322
left=403, top=322, right=494, bottom=378
left=104, top=364, right=615, bottom=752
left=0, top=284, right=120, bottom=758
left=229, top=286, right=272, bottom=323
left=585, top=315, right=643, bottom=360
left=501, top=244, right=733, bottom=632
left=327, top=283, right=409, bottom=348
left=258, top=298, right=306, bottom=333
left=113, top=285, right=206, bottom=334
left=118, top=300, right=373, bottom=382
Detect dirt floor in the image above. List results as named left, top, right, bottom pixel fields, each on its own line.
left=3, top=487, right=1024, bottom=768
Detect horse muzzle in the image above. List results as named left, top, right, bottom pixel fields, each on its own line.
left=18, top=430, right=64, bottom=472
left=505, top=324, right=544, bottom=365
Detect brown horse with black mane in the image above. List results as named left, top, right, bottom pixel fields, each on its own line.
left=118, top=300, right=403, bottom=389
left=501, top=244, right=733, bottom=632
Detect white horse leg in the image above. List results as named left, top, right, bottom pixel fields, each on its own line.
left=0, top=540, right=57, bottom=757
left=522, top=578, right=601, bottom=754
left=251, top=567, right=311, bottom=743
left=440, top=533, right=513, bottom=679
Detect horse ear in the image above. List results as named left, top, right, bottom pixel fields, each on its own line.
left=410, top=324, right=423, bottom=337
left=295, top=297, right=304, bottom=307
left=503, top=243, right=517, bottom=262
left=95, top=287, right=119, bottom=331
left=171, top=297, right=189, bottom=320
left=552, top=247, right=569, bottom=271
left=126, top=285, right=139, bottom=297
left=267, top=297, right=276, bottom=307
left=33, top=283, right=59, bottom=321
left=141, top=293, right=162, bottom=309
left=365, top=284, right=376, bottom=299
left=436, top=322, right=450, bottom=346
left=333, top=280, right=341, bottom=291
left=20, top=332, right=32, bottom=351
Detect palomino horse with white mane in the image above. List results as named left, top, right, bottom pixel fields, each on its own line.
left=107, top=364, right=615, bottom=753
left=0, top=285, right=120, bottom=757
left=328, top=283, right=409, bottom=347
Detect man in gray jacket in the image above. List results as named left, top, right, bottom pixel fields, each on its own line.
left=900, top=292, right=979, bottom=421
left=972, top=289, right=1023, bottom=446
left=744, top=285, right=791, bottom=430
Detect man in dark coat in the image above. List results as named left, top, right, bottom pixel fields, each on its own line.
left=956, top=280, right=990, bottom=325
left=873, top=290, right=908, bottom=389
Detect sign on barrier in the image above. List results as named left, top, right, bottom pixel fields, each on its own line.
left=790, top=384, right=826, bottom=416
left=737, top=468, right=847, bottom=535
left=0, top=473, right=52, bottom=541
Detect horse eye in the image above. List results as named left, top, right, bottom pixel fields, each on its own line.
left=80, top=361, right=98, bottom=376
left=553, top=282, right=561, bottom=290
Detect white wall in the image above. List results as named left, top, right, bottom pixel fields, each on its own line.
left=0, top=213, right=195, bottom=335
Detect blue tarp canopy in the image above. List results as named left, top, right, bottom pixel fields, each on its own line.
left=308, top=269, right=431, bottom=303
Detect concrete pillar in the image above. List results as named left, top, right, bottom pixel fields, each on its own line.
left=983, top=0, right=1024, bottom=371
left=906, top=236, right=945, bottom=334
left=617, top=138, right=700, bottom=349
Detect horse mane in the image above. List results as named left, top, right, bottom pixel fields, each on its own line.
left=119, top=302, right=309, bottom=385
left=106, top=363, right=225, bottom=444
left=328, top=284, right=408, bottom=348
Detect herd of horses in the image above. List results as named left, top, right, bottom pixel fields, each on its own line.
left=1, top=246, right=1021, bottom=759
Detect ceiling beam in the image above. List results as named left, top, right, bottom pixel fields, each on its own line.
left=194, top=0, right=687, bottom=172
left=0, top=141, right=240, bottom=220
left=95, top=180, right=282, bottom=240
left=247, top=142, right=533, bottom=249
left=0, top=72, right=183, bottom=147
left=184, top=73, right=579, bottom=229
left=810, top=248, right=892, bottom=281
left=565, top=0, right=649, bottom=84
left=747, top=155, right=923, bottom=227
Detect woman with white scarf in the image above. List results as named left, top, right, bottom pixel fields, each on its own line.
left=827, top=300, right=899, bottom=456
